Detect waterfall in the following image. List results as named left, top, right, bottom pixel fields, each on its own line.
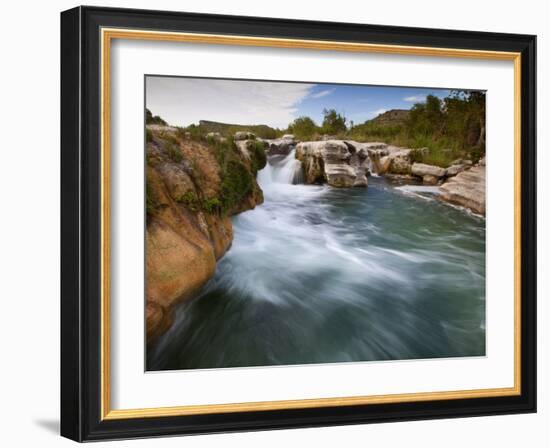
left=366, top=152, right=380, bottom=177
left=258, top=148, right=304, bottom=187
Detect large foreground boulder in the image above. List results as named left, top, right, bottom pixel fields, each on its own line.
left=411, top=162, right=447, bottom=185
left=411, top=162, right=446, bottom=178
left=439, top=164, right=486, bottom=215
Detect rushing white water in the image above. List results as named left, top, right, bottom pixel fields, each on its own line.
left=258, top=147, right=304, bottom=186
left=148, top=151, right=486, bottom=371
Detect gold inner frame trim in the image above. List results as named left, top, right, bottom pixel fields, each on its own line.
left=100, top=27, right=522, bottom=421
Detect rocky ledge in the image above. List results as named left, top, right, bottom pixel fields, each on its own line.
left=295, top=140, right=381, bottom=187
left=293, top=138, right=485, bottom=215
left=261, top=134, right=296, bottom=156
left=439, top=158, right=486, bottom=215
left=368, top=144, right=415, bottom=176
left=145, top=127, right=265, bottom=342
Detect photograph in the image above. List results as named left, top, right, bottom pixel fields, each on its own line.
left=144, top=76, right=487, bottom=371
left=55, top=4, right=538, bottom=442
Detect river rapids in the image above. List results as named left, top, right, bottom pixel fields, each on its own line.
left=148, top=150, right=486, bottom=370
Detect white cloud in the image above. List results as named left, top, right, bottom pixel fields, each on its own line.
left=403, top=95, right=426, bottom=102
left=310, top=88, right=334, bottom=99
left=146, top=77, right=314, bottom=129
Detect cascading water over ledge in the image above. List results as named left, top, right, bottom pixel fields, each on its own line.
left=258, top=148, right=305, bottom=187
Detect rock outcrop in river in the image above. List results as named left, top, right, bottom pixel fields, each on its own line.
left=411, top=162, right=447, bottom=185
left=367, top=144, right=414, bottom=176
left=295, top=140, right=372, bottom=187
left=293, top=138, right=485, bottom=215
left=439, top=158, right=486, bottom=215
left=145, top=126, right=265, bottom=342
left=262, top=134, right=296, bottom=156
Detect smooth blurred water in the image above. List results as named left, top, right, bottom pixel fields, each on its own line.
left=147, top=152, right=486, bottom=371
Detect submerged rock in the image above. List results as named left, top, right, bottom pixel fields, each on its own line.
left=439, top=164, right=486, bottom=215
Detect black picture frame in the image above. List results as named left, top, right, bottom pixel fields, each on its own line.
left=61, top=5, right=536, bottom=442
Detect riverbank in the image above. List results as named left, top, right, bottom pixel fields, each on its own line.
left=145, top=126, right=266, bottom=342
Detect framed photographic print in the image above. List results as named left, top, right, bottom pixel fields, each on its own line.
left=60, top=6, right=537, bottom=442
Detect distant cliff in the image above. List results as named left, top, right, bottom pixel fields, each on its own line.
left=366, top=109, right=410, bottom=126
left=196, top=120, right=280, bottom=139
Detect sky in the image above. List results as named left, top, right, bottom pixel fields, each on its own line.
left=146, top=76, right=453, bottom=129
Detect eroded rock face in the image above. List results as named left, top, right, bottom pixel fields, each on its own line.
left=367, top=145, right=413, bottom=175
left=422, top=174, right=440, bottom=185
left=145, top=129, right=264, bottom=342
left=445, top=164, right=469, bottom=177
left=146, top=301, right=173, bottom=343
left=439, top=164, right=486, bottom=215
left=410, top=163, right=446, bottom=184
left=263, top=135, right=296, bottom=156
left=234, top=131, right=256, bottom=141
left=295, top=140, right=368, bottom=187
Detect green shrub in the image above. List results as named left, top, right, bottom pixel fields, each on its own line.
left=287, top=116, right=318, bottom=140
left=162, top=132, right=178, bottom=145
left=220, top=161, right=253, bottom=213
left=145, top=108, right=167, bottom=125
left=165, top=141, right=183, bottom=163
left=250, top=141, right=267, bottom=173
left=194, top=121, right=280, bottom=139
left=321, top=108, right=347, bottom=135
left=348, top=122, right=403, bottom=142
left=175, top=191, right=223, bottom=214
left=203, top=197, right=222, bottom=214
left=345, top=91, right=485, bottom=167
left=146, top=128, right=153, bottom=143
left=176, top=191, right=200, bottom=211
left=208, top=138, right=239, bottom=168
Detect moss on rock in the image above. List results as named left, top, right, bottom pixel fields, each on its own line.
left=220, top=161, right=254, bottom=213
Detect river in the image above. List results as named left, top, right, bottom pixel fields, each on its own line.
left=147, top=150, right=486, bottom=371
